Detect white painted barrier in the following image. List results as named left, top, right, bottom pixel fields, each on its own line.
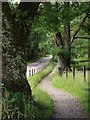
left=26, top=56, right=52, bottom=78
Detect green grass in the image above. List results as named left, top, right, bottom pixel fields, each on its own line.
left=32, top=86, right=53, bottom=119
left=50, top=67, right=89, bottom=117
left=28, top=64, right=54, bottom=119
left=28, top=64, right=54, bottom=90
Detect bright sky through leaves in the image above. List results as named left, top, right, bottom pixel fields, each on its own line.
left=8, top=0, right=20, bottom=4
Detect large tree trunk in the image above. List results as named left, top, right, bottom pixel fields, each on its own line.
left=64, top=2, right=71, bottom=71
left=2, top=2, right=39, bottom=95
left=54, top=26, right=71, bottom=74
left=57, top=54, right=64, bottom=75
left=2, top=3, right=30, bottom=95
left=57, top=54, right=64, bottom=68
left=54, top=32, right=64, bottom=75
left=64, top=24, right=71, bottom=70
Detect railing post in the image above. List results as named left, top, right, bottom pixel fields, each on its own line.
left=34, top=69, right=35, bottom=74
left=73, top=67, right=75, bottom=80
left=58, top=67, right=62, bottom=76
left=29, top=70, right=31, bottom=76
left=83, top=65, right=86, bottom=82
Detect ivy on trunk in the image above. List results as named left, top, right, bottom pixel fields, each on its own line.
left=2, top=2, right=39, bottom=95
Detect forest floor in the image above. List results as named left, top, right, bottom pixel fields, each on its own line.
left=39, top=66, right=87, bottom=119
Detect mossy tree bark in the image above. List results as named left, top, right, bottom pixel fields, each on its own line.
left=2, top=2, right=39, bottom=95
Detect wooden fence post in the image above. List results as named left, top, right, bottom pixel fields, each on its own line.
left=73, top=67, right=75, bottom=80
left=66, top=67, right=68, bottom=78
left=58, top=67, right=62, bottom=76
left=83, top=65, right=86, bottom=82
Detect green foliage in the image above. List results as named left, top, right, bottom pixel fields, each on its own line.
left=3, top=2, right=90, bottom=119
left=38, top=32, right=54, bottom=57
left=8, top=2, right=33, bottom=33
left=26, top=16, right=49, bottom=61
left=2, top=82, right=53, bottom=120
left=2, top=64, right=54, bottom=120
left=36, top=2, right=89, bottom=66
left=71, top=38, right=88, bottom=70
left=26, top=31, right=41, bottom=61
left=8, top=0, right=20, bottom=9
left=2, top=86, right=36, bottom=120
left=32, top=86, right=53, bottom=119
left=50, top=67, right=89, bottom=117
left=38, top=2, right=89, bottom=32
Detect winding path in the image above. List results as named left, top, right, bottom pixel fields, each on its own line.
left=39, top=66, right=86, bottom=119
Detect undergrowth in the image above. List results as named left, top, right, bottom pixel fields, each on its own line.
left=2, top=87, right=36, bottom=120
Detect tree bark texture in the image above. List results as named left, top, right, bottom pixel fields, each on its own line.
left=2, top=2, right=39, bottom=95
left=54, top=32, right=64, bottom=67
left=54, top=32, right=64, bottom=75
left=64, top=24, right=71, bottom=70
left=54, top=3, right=72, bottom=71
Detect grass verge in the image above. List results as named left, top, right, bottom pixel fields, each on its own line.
left=50, top=67, right=89, bottom=117
left=28, top=63, right=54, bottom=119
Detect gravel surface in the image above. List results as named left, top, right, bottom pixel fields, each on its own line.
left=39, top=66, right=87, bottom=119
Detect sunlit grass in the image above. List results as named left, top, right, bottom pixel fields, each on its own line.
left=28, top=64, right=54, bottom=119
left=28, top=64, right=54, bottom=90
left=51, top=68, right=89, bottom=117
left=32, top=86, right=53, bottom=119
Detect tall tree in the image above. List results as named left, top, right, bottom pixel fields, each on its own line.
left=2, top=2, right=39, bottom=95
left=38, top=2, right=89, bottom=73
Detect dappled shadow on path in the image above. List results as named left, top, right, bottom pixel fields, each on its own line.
left=33, top=100, right=53, bottom=120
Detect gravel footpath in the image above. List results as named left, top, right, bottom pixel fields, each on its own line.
left=39, top=66, right=87, bottom=119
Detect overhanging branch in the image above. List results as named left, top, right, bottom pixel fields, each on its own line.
left=70, top=12, right=89, bottom=45
left=74, top=36, right=90, bottom=39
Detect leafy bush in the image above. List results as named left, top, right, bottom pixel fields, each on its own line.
left=2, top=86, right=37, bottom=120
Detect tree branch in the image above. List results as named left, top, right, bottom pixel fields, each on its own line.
left=74, top=36, right=90, bottom=39
left=19, top=2, right=40, bottom=19
left=70, top=12, right=89, bottom=45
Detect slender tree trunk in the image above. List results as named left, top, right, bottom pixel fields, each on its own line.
left=64, top=24, right=71, bottom=70
left=63, top=2, right=72, bottom=71
left=54, top=32, right=64, bottom=75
